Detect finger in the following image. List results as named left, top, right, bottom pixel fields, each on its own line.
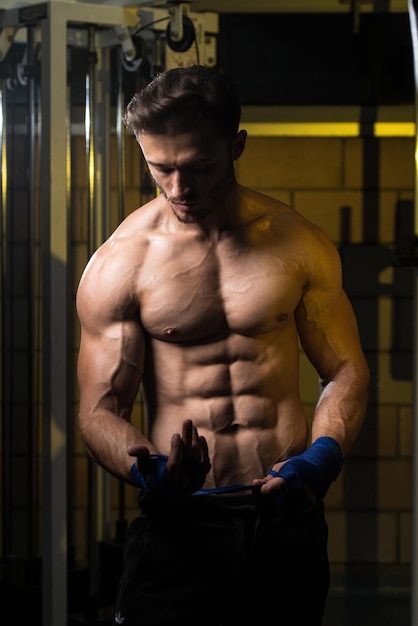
left=170, top=432, right=184, bottom=460
left=271, top=459, right=289, bottom=473
left=181, top=419, right=193, bottom=449
left=127, top=444, right=150, bottom=459
left=258, top=475, right=287, bottom=496
left=127, top=446, right=151, bottom=473
left=182, top=420, right=202, bottom=461
left=167, top=432, right=183, bottom=477
left=198, top=435, right=210, bottom=464
left=251, top=478, right=267, bottom=486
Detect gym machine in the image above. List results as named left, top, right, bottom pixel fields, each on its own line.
left=0, top=2, right=218, bottom=624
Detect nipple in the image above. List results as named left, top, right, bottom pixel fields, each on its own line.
left=163, top=327, right=177, bottom=336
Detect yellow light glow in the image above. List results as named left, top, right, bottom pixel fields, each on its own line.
left=241, top=122, right=416, bottom=138
left=374, top=122, right=415, bottom=137
left=241, top=122, right=360, bottom=136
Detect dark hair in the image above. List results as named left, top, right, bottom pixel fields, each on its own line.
left=123, top=65, right=241, bottom=140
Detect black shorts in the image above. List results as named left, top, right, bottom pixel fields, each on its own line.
left=113, top=494, right=329, bottom=626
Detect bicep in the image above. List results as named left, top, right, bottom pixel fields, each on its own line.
left=77, top=320, right=144, bottom=419
left=295, top=246, right=365, bottom=382
left=76, top=269, right=145, bottom=421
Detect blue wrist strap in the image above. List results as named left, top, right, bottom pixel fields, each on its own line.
left=130, top=454, right=170, bottom=494
left=269, top=436, right=343, bottom=502
left=130, top=453, right=211, bottom=498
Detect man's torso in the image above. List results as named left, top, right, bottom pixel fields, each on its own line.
left=113, top=190, right=316, bottom=484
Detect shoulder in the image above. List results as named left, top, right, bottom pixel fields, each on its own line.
left=76, top=198, right=163, bottom=319
left=240, top=186, right=337, bottom=250
left=82, top=196, right=164, bottom=276
left=238, top=187, right=342, bottom=292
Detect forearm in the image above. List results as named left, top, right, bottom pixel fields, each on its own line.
left=78, top=407, right=157, bottom=483
left=266, top=367, right=368, bottom=508
left=311, top=365, right=369, bottom=456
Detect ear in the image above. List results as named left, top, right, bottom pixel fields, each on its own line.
left=231, top=129, right=247, bottom=161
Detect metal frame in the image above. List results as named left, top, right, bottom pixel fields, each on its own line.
left=39, top=9, right=138, bottom=625
left=1, top=4, right=139, bottom=626
left=0, top=3, right=219, bottom=624
left=408, top=3, right=418, bottom=625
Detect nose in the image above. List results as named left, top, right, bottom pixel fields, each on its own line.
left=169, top=169, right=192, bottom=199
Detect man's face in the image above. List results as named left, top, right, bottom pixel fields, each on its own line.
left=138, top=122, right=240, bottom=224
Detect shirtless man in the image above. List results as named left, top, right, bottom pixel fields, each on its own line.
left=76, top=65, right=369, bottom=626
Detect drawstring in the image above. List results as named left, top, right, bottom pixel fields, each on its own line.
left=192, top=483, right=259, bottom=496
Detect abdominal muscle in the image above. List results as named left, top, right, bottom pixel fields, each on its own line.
left=143, top=331, right=310, bottom=488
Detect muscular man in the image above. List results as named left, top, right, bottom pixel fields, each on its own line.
left=76, top=65, right=369, bottom=626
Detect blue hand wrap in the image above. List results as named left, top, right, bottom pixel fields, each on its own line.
left=130, top=454, right=170, bottom=495
left=269, top=436, right=343, bottom=506
left=130, top=453, right=211, bottom=498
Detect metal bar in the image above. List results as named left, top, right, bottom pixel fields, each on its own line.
left=115, top=51, right=127, bottom=541
left=94, top=44, right=111, bottom=245
left=85, top=24, right=100, bottom=613
left=414, top=273, right=418, bottom=626
left=0, top=77, right=12, bottom=566
left=94, top=44, right=113, bottom=547
left=40, top=4, right=68, bottom=625
left=116, top=50, right=125, bottom=224
left=408, top=1, right=418, bottom=624
left=66, top=46, right=76, bottom=571
left=86, top=26, right=96, bottom=255
left=25, top=22, right=38, bottom=563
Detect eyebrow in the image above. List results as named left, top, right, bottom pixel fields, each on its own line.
left=147, top=155, right=214, bottom=169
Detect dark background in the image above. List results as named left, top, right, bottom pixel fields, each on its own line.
left=217, top=12, right=414, bottom=105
